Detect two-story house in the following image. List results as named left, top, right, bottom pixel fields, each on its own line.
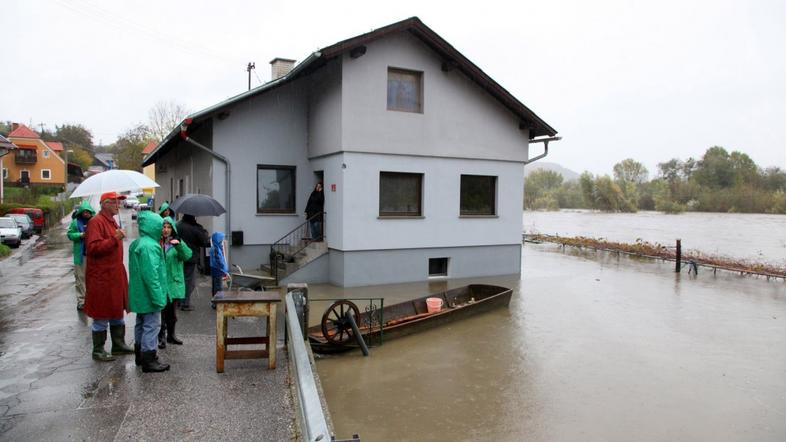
left=143, top=17, right=558, bottom=287
left=5, top=124, right=66, bottom=189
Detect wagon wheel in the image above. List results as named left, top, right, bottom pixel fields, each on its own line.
left=321, top=300, right=361, bottom=345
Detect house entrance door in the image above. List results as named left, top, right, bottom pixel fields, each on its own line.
left=20, top=170, right=30, bottom=185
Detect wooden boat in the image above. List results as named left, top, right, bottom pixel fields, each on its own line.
left=307, top=284, right=512, bottom=354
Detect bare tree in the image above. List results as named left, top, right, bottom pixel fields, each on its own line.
left=147, top=100, right=190, bottom=141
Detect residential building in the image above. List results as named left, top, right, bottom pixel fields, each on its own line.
left=5, top=124, right=66, bottom=188
left=143, top=17, right=558, bottom=287
left=141, top=140, right=157, bottom=195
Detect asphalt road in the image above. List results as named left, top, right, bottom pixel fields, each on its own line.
left=0, top=210, right=295, bottom=441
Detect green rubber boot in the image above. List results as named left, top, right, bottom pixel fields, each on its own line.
left=92, top=331, right=116, bottom=362
left=110, top=325, right=134, bottom=355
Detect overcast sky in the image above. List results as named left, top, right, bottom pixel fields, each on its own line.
left=2, top=0, right=784, bottom=176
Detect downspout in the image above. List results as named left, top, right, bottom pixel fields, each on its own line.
left=179, top=119, right=232, bottom=262
left=523, top=136, right=562, bottom=165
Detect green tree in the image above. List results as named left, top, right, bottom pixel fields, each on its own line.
left=579, top=171, right=595, bottom=207
left=524, top=169, right=563, bottom=208
left=592, top=175, right=636, bottom=212
left=69, top=146, right=93, bottom=170
left=55, top=124, right=94, bottom=151
left=613, top=158, right=649, bottom=184
left=112, top=124, right=152, bottom=171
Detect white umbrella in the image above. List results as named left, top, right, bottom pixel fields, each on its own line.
left=70, top=169, right=159, bottom=198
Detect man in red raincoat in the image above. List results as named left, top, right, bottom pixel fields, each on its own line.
left=84, top=191, right=134, bottom=361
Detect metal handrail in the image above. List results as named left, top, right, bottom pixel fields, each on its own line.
left=271, top=212, right=325, bottom=283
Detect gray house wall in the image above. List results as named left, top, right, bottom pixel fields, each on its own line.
left=307, top=59, right=342, bottom=159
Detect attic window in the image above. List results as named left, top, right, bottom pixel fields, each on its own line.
left=387, top=68, right=423, bottom=113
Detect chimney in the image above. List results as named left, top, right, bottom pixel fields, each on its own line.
left=270, top=58, right=296, bottom=80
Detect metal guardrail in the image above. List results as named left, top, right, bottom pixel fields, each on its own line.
left=286, top=291, right=330, bottom=442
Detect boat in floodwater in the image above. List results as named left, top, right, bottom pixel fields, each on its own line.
left=308, top=284, right=513, bottom=354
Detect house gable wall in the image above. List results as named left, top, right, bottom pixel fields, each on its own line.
left=4, top=138, right=65, bottom=185
left=340, top=32, right=530, bottom=161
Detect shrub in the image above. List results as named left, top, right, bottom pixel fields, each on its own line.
left=0, top=244, right=10, bottom=258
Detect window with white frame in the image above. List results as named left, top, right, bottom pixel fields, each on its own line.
left=379, top=171, right=423, bottom=217
left=257, top=165, right=296, bottom=214
left=460, top=174, right=497, bottom=216
left=43, top=150, right=50, bottom=158
left=387, top=68, right=423, bottom=113
left=41, top=169, right=52, bottom=180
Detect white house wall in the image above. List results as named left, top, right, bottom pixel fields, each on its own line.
left=341, top=32, right=530, bottom=162
left=337, top=151, right=524, bottom=252
left=211, top=80, right=317, bottom=250
left=307, top=59, right=342, bottom=158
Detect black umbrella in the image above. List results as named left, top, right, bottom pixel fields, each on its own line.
left=169, top=193, right=226, bottom=216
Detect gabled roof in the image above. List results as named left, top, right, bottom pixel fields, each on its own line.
left=46, top=141, right=64, bottom=151
left=8, top=124, right=39, bottom=139
left=144, top=17, right=557, bottom=167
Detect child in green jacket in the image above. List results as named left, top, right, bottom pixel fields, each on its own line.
left=157, top=216, right=192, bottom=349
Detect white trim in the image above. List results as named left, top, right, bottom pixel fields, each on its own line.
left=41, top=169, right=52, bottom=180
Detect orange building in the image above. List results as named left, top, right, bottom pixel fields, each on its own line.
left=3, top=124, right=66, bottom=188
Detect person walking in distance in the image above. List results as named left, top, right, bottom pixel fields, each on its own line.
left=305, top=183, right=324, bottom=241
left=157, top=216, right=192, bottom=349
left=84, top=192, right=134, bottom=362
left=67, top=200, right=95, bottom=311
left=176, top=214, right=209, bottom=311
left=128, top=211, right=170, bottom=372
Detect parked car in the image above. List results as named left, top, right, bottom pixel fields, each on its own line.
left=0, top=217, right=22, bottom=248
left=123, top=196, right=140, bottom=209
left=5, top=208, right=44, bottom=234
left=4, top=213, right=34, bottom=239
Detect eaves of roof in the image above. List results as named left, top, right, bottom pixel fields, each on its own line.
left=143, top=16, right=557, bottom=167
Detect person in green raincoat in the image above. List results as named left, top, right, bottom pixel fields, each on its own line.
left=157, top=216, right=192, bottom=349
left=66, top=200, right=95, bottom=310
left=158, top=201, right=174, bottom=220
left=128, top=210, right=170, bottom=373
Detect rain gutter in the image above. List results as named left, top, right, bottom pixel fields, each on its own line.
left=523, top=136, right=562, bottom=165
left=178, top=120, right=232, bottom=255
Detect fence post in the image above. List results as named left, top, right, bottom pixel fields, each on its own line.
left=675, top=239, right=681, bottom=272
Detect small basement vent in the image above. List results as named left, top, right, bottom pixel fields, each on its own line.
left=428, top=257, right=448, bottom=277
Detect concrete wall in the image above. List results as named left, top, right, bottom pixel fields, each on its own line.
left=329, top=244, right=521, bottom=287
left=307, top=59, right=342, bottom=159
left=340, top=32, right=530, bottom=162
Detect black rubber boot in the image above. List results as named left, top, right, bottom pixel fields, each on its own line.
left=141, top=351, right=170, bottom=373
left=166, top=322, right=183, bottom=345
left=134, top=343, right=141, bottom=366
left=158, top=327, right=166, bottom=349
left=109, top=325, right=134, bottom=355
left=91, top=331, right=115, bottom=362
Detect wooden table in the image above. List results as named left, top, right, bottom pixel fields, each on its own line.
left=212, top=290, right=281, bottom=373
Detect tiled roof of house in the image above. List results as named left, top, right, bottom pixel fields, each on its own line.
left=142, top=140, right=157, bottom=155
left=46, top=141, right=64, bottom=151
left=8, top=124, right=39, bottom=139
left=0, top=134, right=18, bottom=150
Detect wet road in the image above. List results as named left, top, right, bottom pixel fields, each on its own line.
left=0, top=210, right=294, bottom=441
left=314, top=244, right=786, bottom=441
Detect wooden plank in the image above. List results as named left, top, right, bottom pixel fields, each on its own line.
left=224, top=350, right=269, bottom=360
left=226, top=336, right=269, bottom=345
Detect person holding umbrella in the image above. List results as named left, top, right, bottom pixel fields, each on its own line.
left=84, top=192, right=134, bottom=362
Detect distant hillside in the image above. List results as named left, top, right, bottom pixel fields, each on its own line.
left=524, top=161, right=580, bottom=181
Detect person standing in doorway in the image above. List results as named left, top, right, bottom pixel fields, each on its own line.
left=67, top=200, right=95, bottom=311
left=158, top=216, right=191, bottom=348
left=176, top=214, right=209, bottom=311
left=305, top=183, right=324, bottom=241
left=128, top=210, right=170, bottom=372
left=84, top=192, right=134, bottom=362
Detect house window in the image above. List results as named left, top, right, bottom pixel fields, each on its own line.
left=460, top=174, right=497, bottom=216
left=43, top=150, right=50, bottom=158
left=379, top=172, right=422, bottom=217
left=387, top=68, right=423, bottom=113
left=2, top=168, right=7, bottom=179
left=257, top=165, right=296, bottom=213
left=429, top=257, right=449, bottom=277
left=41, top=169, right=52, bottom=180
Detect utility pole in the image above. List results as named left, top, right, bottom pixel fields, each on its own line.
left=247, top=62, right=255, bottom=91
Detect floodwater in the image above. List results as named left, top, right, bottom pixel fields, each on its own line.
left=523, top=210, right=786, bottom=264
left=313, top=245, right=786, bottom=441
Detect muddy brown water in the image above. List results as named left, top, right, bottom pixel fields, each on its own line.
left=313, top=244, right=786, bottom=441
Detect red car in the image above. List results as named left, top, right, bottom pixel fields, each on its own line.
left=6, top=208, right=45, bottom=234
